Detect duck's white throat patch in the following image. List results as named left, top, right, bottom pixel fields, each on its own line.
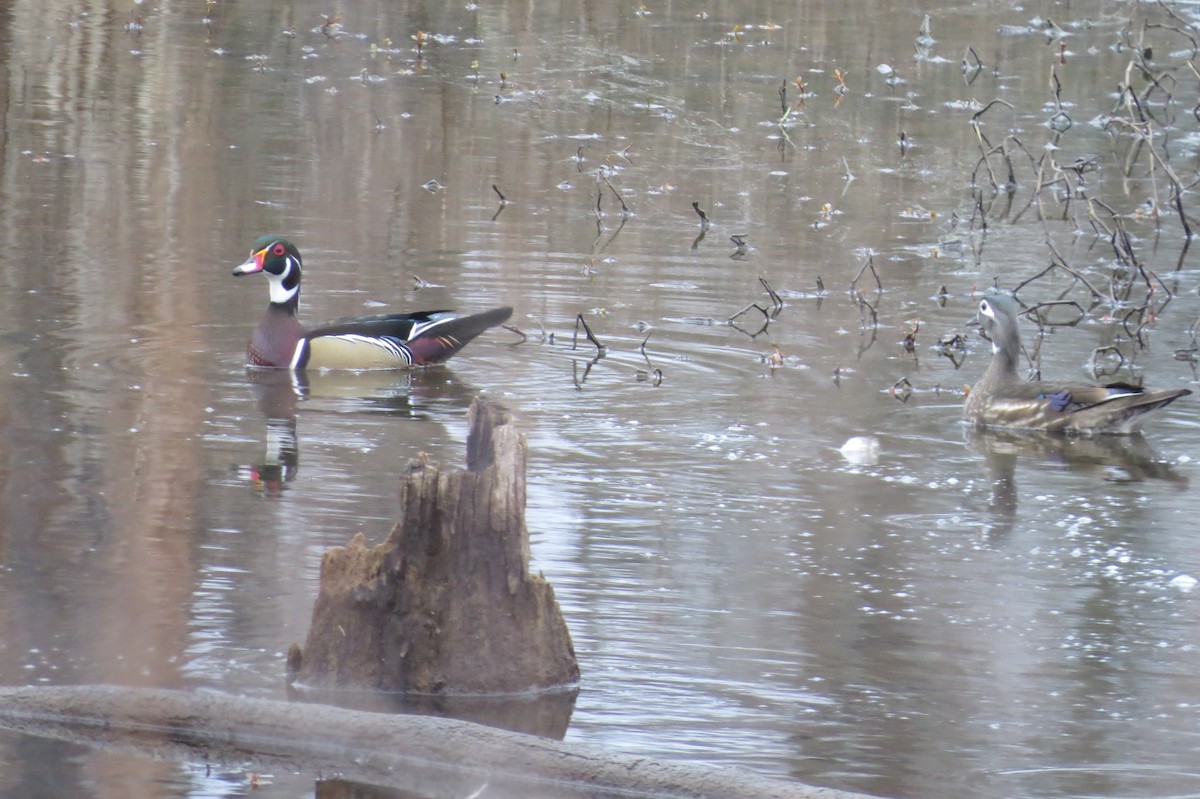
left=268, top=260, right=299, bottom=305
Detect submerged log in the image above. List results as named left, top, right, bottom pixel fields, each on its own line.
left=0, top=685, right=882, bottom=799
left=295, top=398, right=579, bottom=694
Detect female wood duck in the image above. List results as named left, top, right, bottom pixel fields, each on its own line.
left=233, top=236, right=512, bottom=370
left=964, top=294, right=1190, bottom=434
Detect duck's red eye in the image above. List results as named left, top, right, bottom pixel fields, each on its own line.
left=272, top=243, right=286, bottom=257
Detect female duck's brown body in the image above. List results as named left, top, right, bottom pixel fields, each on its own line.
left=233, top=237, right=512, bottom=370
left=964, top=294, right=1189, bottom=434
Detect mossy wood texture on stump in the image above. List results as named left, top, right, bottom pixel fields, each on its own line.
left=297, top=398, right=579, bottom=693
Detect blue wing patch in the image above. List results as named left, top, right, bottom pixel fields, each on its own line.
left=1038, top=390, right=1072, bottom=413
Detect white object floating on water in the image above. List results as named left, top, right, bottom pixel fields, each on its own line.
left=1169, top=574, right=1198, bottom=592
left=839, top=436, right=881, bottom=466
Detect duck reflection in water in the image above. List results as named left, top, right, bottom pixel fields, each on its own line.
left=235, top=368, right=478, bottom=497
left=967, top=427, right=1188, bottom=537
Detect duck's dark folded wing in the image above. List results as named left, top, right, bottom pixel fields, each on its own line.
left=1033, top=381, right=1143, bottom=408
left=981, top=383, right=1190, bottom=434
left=307, top=310, right=458, bottom=341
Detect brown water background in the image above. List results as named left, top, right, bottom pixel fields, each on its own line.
left=1, top=1, right=1199, bottom=798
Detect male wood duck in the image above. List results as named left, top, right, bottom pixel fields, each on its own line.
left=964, top=294, right=1190, bottom=434
left=233, top=236, right=512, bottom=370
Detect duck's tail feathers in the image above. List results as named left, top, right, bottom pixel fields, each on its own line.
left=1071, top=387, right=1191, bottom=434
left=408, top=306, right=514, bottom=365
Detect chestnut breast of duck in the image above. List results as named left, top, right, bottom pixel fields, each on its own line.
left=233, top=236, right=512, bottom=370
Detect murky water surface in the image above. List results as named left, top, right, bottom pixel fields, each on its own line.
left=1, top=1, right=1200, bottom=797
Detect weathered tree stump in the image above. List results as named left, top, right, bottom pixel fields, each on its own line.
left=294, top=398, right=579, bottom=694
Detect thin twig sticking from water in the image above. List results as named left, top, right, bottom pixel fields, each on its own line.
left=572, top=314, right=606, bottom=353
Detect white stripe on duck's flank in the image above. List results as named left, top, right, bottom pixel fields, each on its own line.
left=306, top=333, right=414, bottom=370
left=289, top=338, right=309, bottom=370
